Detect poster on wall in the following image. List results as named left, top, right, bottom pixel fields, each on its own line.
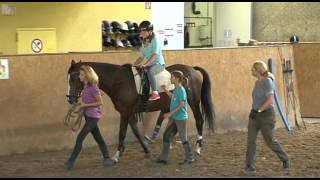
left=152, top=2, right=184, bottom=50
left=0, top=59, right=9, bottom=80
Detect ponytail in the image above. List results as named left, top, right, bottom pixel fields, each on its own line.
left=266, top=71, right=275, bottom=81
left=182, top=76, right=189, bottom=86
left=171, top=70, right=188, bottom=86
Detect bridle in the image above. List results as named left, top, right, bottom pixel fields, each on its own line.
left=66, top=71, right=82, bottom=104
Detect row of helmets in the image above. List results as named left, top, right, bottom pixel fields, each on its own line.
left=103, top=35, right=142, bottom=48
left=102, top=20, right=140, bottom=34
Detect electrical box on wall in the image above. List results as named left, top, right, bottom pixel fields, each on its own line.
left=16, top=28, right=57, bottom=54
left=1, top=4, right=16, bottom=16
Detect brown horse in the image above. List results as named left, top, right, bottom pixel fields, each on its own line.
left=67, top=60, right=215, bottom=163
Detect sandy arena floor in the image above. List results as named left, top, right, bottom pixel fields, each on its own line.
left=0, top=122, right=319, bottom=178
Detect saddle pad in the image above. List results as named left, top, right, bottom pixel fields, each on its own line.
left=132, top=67, right=175, bottom=94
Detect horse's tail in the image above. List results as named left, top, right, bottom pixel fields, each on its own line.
left=193, top=66, right=215, bottom=133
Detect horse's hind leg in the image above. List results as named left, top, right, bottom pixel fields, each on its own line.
left=128, top=115, right=151, bottom=158
left=190, top=102, right=205, bottom=155
left=112, top=116, right=129, bottom=163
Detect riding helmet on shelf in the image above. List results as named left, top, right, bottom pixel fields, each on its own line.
left=102, top=20, right=112, bottom=34
left=132, top=22, right=139, bottom=33
left=125, top=21, right=135, bottom=33
left=127, top=35, right=137, bottom=47
left=120, top=22, right=129, bottom=34
left=103, top=35, right=112, bottom=47
left=111, top=21, right=121, bottom=34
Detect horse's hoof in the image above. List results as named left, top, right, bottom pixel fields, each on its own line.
left=195, top=149, right=201, bottom=156
left=144, top=153, right=151, bottom=159
left=112, top=157, right=119, bottom=164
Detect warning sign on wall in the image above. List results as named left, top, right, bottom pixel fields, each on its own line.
left=0, top=59, right=9, bottom=80
left=31, top=38, right=43, bottom=53
left=16, top=28, right=56, bottom=54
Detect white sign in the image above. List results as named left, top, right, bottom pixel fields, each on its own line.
left=152, top=2, right=184, bottom=50
left=0, top=59, right=9, bottom=80
left=31, top=38, right=43, bottom=53
left=1, top=4, right=16, bottom=16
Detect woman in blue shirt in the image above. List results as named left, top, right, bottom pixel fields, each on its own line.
left=155, top=70, right=194, bottom=165
left=133, top=20, right=165, bottom=101
left=243, top=60, right=290, bottom=175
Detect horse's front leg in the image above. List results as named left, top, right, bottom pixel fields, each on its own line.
left=128, top=115, right=151, bottom=158
left=112, top=116, right=128, bottom=163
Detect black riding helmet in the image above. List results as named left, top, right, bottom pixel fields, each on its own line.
left=132, top=22, right=139, bottom=33
left=139, top=20, right=153, bottom=31
left=102, top=20, right=112, bottom=34
left=111, top=21, right=121, bottom=33
left=125, top=21, right=135, bottom=32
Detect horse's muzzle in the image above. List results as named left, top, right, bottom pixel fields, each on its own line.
left=66, top=95, right=79, bottom=105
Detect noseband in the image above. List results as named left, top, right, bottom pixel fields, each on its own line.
left=66, top=72, right=82, bottom=102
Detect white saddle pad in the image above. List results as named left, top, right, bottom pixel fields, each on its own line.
left=132, top=67, right=175, bottom=94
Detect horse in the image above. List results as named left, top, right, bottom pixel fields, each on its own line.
left=66, top=60, right=215, bottom=163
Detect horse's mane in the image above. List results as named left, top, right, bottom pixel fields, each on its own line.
left=121, top=63, right=132, bottom=70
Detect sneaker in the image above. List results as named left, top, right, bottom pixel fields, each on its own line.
left=103, top=158, right=114, bottom=167
left=148, top=91, right=160, bottom=101
left=283, top=160, right=291, bottom=169
left=154, top=158, right=167, bottom=165
left=242, top=167, right=256, bottom=175
left=179, top=158, right=194, bottom=165
left=144, top=135, right=155, bottom=143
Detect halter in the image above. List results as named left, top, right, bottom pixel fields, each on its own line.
left=66, top=71, right=82, bottom=103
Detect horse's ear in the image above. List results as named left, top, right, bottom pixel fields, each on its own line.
left=71, top=59, right=76, bottom=65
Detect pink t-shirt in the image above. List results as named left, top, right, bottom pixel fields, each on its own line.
left=81, top=85, right=102, bottom=119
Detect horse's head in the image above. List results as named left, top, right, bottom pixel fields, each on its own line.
left=66, top=60, right=84, bottom=104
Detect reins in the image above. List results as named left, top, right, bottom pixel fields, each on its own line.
left=64, top=103, right=84, bottom=131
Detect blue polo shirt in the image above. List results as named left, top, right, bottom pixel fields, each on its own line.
left=140, top=37, right=165, bottom=66
left=252, top=77, right=275, bottom=111
left=170, top=86, right=188, bottom=121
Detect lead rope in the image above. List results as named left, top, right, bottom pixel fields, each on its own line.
left=64, top=103, right=84, bottom=132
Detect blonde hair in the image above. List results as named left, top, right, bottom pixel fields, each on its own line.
left=253, top=60, right=275, bottom=80
left=79, top=65, right=99, bottom=86
left=171, top=70, right=188, bottom=86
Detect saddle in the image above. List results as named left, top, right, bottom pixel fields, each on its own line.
left=132, top=67, right=174, bottom=96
